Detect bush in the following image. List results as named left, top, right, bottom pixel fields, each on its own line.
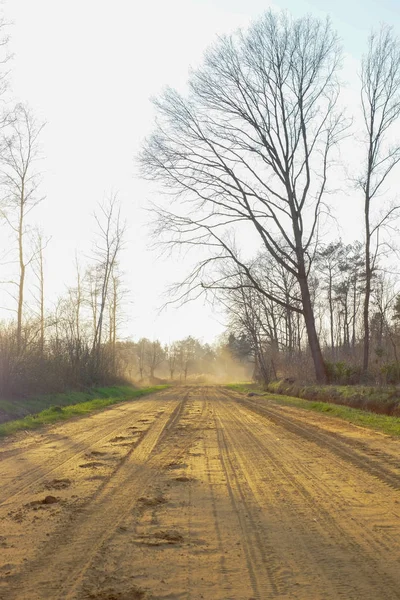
left=381, top=362, right=400, bottom=385
left=325, top=361, right=363, bottom=385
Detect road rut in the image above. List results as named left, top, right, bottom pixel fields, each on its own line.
left=0, top=386, right=399, bottom=599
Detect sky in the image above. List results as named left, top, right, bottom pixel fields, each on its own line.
left=2, top=0, right=400, bottom=344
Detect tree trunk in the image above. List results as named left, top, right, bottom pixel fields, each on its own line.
left=293, top=208, right=327, bottom=383
left=39, top=244, right=44, bottom=356
left=352, top=278, right=357, bottom=350
left=298, top=274, right=327, bottom=383
left=253, top=346, right=270, bottom=385
left=328, top=273, right=335, bottom=358
left=363, top=228, right=371, bottom=374
left=17, top=199, right=25, bottom=354
left=344, top=298, right=349, bottom=349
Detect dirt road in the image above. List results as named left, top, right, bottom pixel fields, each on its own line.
left=1, top=386, right=400, bottom=599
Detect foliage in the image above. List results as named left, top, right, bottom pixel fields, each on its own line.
left=380, top=362, right=400, bottom=385
left=325, top=361, right=363, bottom=385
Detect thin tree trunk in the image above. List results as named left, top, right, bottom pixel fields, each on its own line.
left=352, top=277, right=357, bottom=350
left=17, top=195, right=25, bottom=354
left=363, top=218, right=371, bottom=373
left=39, top=243, right=44, bottom=356
left=328, top=272, right=335, bottom=358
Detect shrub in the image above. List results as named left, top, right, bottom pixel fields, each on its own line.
left=325, top=361, right=363, bottom=385
left=381, top=362, right=400, bottom=385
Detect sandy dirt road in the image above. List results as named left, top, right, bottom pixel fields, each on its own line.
left=1, top=386, right=400, bottom=600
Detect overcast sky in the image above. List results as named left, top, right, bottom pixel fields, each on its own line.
left=2, top=0, right=400, bottom=344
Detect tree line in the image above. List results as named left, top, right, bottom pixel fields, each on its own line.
left=223, top=242, right=400, bottom=384
left=118, top=336, right=250, bottom=383
left=0, top=193, right=127, bottom=397
left=0, top=14, right=132, bottom=397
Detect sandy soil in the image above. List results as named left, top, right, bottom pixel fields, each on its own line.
left=1, top=385, right=400, bottom=599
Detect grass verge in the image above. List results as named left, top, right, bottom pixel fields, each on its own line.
left=0, top=385, right=168, bottom=438
left=265, top=380, right=400, bottom=416
left=225, top=383, right=400, bottom=438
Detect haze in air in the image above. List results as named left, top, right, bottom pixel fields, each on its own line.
left=1, top=2, right=400, bottom=599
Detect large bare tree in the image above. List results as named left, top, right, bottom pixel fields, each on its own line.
left=141, top=10, right=348, bottom=382
left=359, top=26, right=400, bottom=374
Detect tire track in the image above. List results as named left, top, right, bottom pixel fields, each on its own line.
left=216, top=395, right=400, bottom=599
left=215, top=416, right=278, bottom=599
left=5, top=393, right=188, bottom=600
left=224, top=388, right=400, bottom=490
left=2, top=386, right=400, bottom=600
left=185, top=391, right=254, bottom=599
left=76, top=391, right=209, bottom=600
left=0, top=389, right=173, bottom=509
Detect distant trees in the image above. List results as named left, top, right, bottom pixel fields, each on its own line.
left=111, top=336, right=247, bottom=383
left=0, top=192, right=128, bottom=396
left=166, top=341, right=179, bottom=380
left=176, top=337, right=203, bottom=381
left=136, top=338, right=147, bottom=380
left=315, top=242, right=344, bottom=357
left=219, top=255, right=304, bottom=383
left=132, top=337, right=214, bottom=382
left=145, top=340, right=165, bottom=379
left=216, top=237, right=400, bottom=384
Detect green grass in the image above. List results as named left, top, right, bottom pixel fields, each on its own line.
left=0, top=385, right=168, bottom=438
left=224, top=383, right=400, bottom=438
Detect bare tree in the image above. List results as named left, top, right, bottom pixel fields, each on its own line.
left=136, top=338, right=148, bottom=380
left=315, top=242, right=343, bottom=357
left=145, top=340, right=165, bottom=379
left=108, top=271, right=117, bottom=347
left=0, top=104, right=45, bottom=352
left=226, top=280, right=271, bottom=384
left=176, top=336, right=200, bottom=381
left=167, top=341, right=179, bottom=380
left=359, top=25, right=400, bottom=373
left=91, top=195, right=125, bottom=367
left=32, top=229, right=50, bottom=355
left=0, top=12, right=13, bottom=120
left=72, top=255, right=84, bottom=351
left=141, top=10, right=348, bottom=382
left=107, top=266, right=126, bottom=373
left=85, top=264, right=101, bottom=342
